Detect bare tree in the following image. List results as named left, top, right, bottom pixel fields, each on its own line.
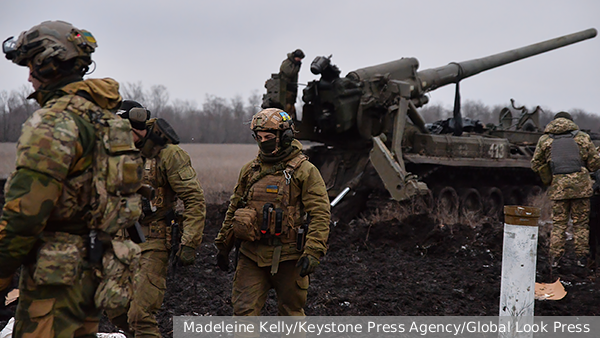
left=120, top=82, right=146, bottom=103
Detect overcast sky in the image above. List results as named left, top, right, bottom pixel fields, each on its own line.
left=1, top=1, right=599, bottom=117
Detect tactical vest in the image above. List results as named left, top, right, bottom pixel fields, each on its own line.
left=35, top=94, right=143, bottom=313
left=138, top=156, right=177, bottom=241
left=550, top=131, right=584, bottom=175
left=47, top=94, right=143, bottom=235
left=238, top=154, right=307, bottom=244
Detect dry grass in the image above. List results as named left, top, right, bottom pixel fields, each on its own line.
left=0, top=142, right=258, bottom=204
left=180, top=144, right=258, bottom=203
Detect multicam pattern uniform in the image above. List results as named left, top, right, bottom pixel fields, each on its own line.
left=0, top=78, right=122, bottom=338
left=109, top=140, right=206, bottom=338
left=279, top=53, right=302, bottom=117
left=531, top=118, right=600, bottom=258
left=215, top=140, right=330, bottom=316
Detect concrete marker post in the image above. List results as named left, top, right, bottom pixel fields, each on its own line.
left=499, top=205, right=540, bottom=338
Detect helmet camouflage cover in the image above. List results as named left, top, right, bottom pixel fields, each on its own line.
left=3, top=20, right=96, bottom=69
left=251, top=108, right=294, bottom=132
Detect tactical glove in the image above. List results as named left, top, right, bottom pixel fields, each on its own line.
left=177, top=245, right=196, bottom=266
left=216, top=251, right=230, bottom=272
left=296, top=254, right=320, bottom=277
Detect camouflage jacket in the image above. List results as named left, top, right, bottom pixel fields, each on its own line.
left=140, top=142, right=206, bottom=252
left=0, top=77, right=122, bottom=279
left=279, top=53, right=301, bottom=90
left=215, top=140, right=330, bottom=266
left=531, top=118, right=600, bottom=200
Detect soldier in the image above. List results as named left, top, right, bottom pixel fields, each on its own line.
left=215, top=108, right=330, bottom=316
left=531, top=111, right=600, bottom=271
left=110, top=100, right=206, bottom=337
left=279, top=49, right=305, bottom=119
left=0, top=21, right=130, bottom=337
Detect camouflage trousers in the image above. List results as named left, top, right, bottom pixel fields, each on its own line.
left=550, top=198, right=590, bottom=259
left=109, top=247, right=168, bottom=338
left=14, top=263, right=101, bottom=338
left=232, top=253, right=308, bottom=316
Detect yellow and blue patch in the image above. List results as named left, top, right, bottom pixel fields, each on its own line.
left=279, top=112, right=291, bottom=122
left=266, top=185, right=279, bottom=193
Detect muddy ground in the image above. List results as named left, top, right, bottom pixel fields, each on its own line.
left=3, top=200, right=600, bottom=337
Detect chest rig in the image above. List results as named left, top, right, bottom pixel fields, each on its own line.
left=241, top=154, right=307, bottom=244
left=140, top=157, right=176, bottom=240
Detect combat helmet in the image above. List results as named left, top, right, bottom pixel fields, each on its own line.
left=2, top=20, right=97, bottom=79
left=251, top=108, right=295, bottom=154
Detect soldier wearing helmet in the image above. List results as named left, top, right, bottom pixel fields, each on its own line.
left=279, top=49, right=305, bottom=119
left=110, top=100, right=206, bottom=337
left=0, top=21, right=128, bottom=336
left=532, top=112, right=600, bottom=273
left=215, top=108, right=330, bottom=316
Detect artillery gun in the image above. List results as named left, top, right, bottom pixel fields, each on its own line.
left=262, top=28, right=597, bottom=222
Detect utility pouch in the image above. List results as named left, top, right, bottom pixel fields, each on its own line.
left=262, top=203, right=274, bottom=235
left=94, top=239, right=141, bottom=312
left=232, top=207, right=259, bottom=242
left=33, top=233, right=84, bottom=286
left=275, top=208, right=283, bottom=236
left=296, top=223, right=308, bottom=251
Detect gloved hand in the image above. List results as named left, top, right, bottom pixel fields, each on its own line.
left=296, top=254, right=320, bottom=277
left=177, top=245, right=196, bottom=266
left=216, top=250, right=230, bottom=272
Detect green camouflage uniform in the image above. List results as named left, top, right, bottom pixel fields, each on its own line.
left=110, top=140, right=206, bottom=337
left=215, top=140, right=330, bottom=316
left=279, top=53, right=302, bottom=118
left=531, top=118, right=600, bottom=259
left=0, top=77, right=122, bottom=338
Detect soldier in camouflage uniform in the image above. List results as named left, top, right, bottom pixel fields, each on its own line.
left=0, top=21, right=125, bottom=337
left=215, top=108, right=330, bottom=316
left=531, top=112, right=600, bottom=269
left=279, top=49, right=305, bottom=119
left=110, top=100, right=206, bottom=337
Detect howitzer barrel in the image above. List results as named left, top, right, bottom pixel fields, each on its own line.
left=417, top=28, right=597, bottom=94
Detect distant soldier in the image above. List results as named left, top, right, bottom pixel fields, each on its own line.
left=215, top=108, right=330, bottom=316
left=279, top=49, right=305, bottom=119
left=531, top=112, right=600, bottom=270
left=111, top=100, right=206, bottom=337
left=0, top=21, right=138, bottom=337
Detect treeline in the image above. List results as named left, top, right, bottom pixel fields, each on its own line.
left=0, top=82, right=261, bottom=143
left=2, top=84, right=600, bottom=142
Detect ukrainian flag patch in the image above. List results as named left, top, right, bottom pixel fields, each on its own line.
left=279, top=112, right=291, bottom=122
left=266, top=185, right=279, bottom=193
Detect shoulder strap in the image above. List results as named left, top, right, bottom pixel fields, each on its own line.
left=283, top=154, right=307, bottom=185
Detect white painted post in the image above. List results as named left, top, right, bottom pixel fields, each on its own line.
left=499, top=205, right=540, bottom=338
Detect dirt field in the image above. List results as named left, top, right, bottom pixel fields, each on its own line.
left=2, top=143, right=600, bottom=338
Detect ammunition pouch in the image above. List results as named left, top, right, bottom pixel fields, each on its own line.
left=232, top=207, right=259, bottom=242
left=33, top=232, right=86, bottom=286
left=94, top=239, right=141, bottom=312
left=140, top=219, right=169, bottom=240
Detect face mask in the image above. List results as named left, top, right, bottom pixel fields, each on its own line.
left=258, top=138, right=277, bottom=154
